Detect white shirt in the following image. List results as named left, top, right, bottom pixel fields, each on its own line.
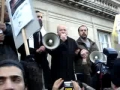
left=28, top=26, right=47, bottom=48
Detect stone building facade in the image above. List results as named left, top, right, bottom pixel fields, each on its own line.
left=33, top=0, right=120, bottom=56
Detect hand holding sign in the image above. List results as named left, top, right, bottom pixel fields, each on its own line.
left=0, top=0, right=5, bottom=44
left=6, top=0, right=40, bottom=55
left=0, top=22, right=6, bottom=31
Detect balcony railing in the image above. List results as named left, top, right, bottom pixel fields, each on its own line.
left=51, top=0, right=120, bottom=20
left=81, top=0, right=119, bottom=13
left=76, top=0, right=118, bottom=15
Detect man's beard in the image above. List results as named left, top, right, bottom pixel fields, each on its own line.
left=81, top=34, right=87, bottom=40
left=38, top=19, right=43, bottom=27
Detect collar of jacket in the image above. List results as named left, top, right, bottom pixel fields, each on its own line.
left=77, top=37, right=95, bottom=46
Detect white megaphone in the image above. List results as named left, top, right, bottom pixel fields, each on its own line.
left=42, top=32, right=60, bottom=50
left=90, top=51, right=107, bottom=63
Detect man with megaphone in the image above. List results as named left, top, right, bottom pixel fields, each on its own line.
left=45, top=25, right=80, bottom=88
left=75, top=25, right=99, bottom=85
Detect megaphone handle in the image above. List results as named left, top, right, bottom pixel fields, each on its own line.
left=75, top=73, right=77, bottom=81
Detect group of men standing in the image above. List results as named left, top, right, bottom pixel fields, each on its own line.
left=0, top=6, right=99, bottom=90
left=23, top=11, right=99, bottom=89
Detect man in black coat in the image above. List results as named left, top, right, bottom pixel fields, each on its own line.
left=0, top=6, right=18, bottom=60
left=47, top=25, right=80, bottom=86
left=18, top=11, right=51, bottom=90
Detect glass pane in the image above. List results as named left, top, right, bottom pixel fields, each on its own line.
left=98, top=31, right=111, bottom=50
left=107, top=44, right=109, bottom=48
left=101, top=43, right=103, bottom=50
left=99, top=33, right=104, bottom=42
left=105, top=34, right=108, bottom=42
left=102, top=43, right=108, bottom=49
left=99, top=42, right=102, bottom=51
left=98, top=33, right=101, bottom=42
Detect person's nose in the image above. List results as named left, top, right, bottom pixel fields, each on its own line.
left=82, top=30, right=85, bottom=33
left=4, top=79, right=14, bottom=90
left=38, top=17, right=42, bottom=20
left=61, top=30, right=66, bottom=34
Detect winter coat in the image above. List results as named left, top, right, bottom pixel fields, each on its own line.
left=0, top=23, right=18, bottom=60
left=48, top=37, right=79, bottom=85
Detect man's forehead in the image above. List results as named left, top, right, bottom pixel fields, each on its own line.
left=80, top=26, right=87, bottom=30
left=58, top=25, right=67, bottom=30
left=0, top=66, right=23, bottom=77
left=37, top=12, right=42, bottom=16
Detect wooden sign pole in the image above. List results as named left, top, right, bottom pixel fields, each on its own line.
left=0, top=0, right=5, bottom=44
left=22, top=29, right=30, bottom=56
left=1, top=0, right=5, bottom=22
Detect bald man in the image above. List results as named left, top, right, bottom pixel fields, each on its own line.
left=47, top=25, right=80, bottom=86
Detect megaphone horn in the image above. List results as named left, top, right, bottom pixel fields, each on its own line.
left=42, top=32, right=60, bottom=50
left=90, top=51, right=107, bottom=63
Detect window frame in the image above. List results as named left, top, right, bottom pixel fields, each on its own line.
left=97, top=30, right=111, bottom=51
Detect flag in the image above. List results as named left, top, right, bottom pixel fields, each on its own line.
left=112, top=14, right=120, bottom=47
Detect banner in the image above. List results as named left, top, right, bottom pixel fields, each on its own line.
left=112, top=14, right=120, bottom=47
left=7, top=0, right=33, bottom=36
left=6, top=0, right=40, bottom=49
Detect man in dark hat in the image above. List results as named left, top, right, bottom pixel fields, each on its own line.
left=0, top=60, right=27, bottom=90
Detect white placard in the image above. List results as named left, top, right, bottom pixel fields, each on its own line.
left=6, top=0, right=40, bottom=49
left=7, top=0, right=34, bottom=36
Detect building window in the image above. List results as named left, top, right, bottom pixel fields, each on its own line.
left=98, top=31, right=111, bottom=51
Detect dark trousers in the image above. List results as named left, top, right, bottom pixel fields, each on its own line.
left=84, top=74, right=91, bottom=86
left=35, top=53, right=52, bottom=90
left=76, top=73, right=91, bottom=86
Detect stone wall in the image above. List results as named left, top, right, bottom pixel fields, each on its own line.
left=33, top=0, right=120, bottom=65
left=33, top=0, right=113, bottom=48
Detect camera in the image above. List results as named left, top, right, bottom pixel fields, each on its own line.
left=103, top=48, right=118, bottom=70
left=64, top=81, right=73, bottom=90
left=91, top=48, right=118, bottom=89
